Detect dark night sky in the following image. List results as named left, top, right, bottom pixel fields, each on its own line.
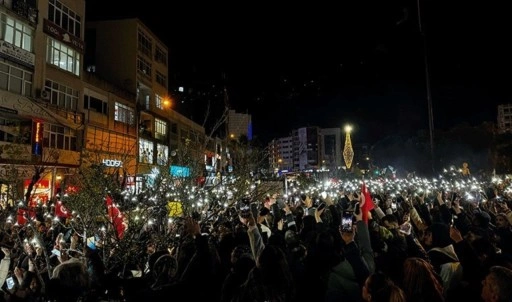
left=86, top=1, right=511, bottom=145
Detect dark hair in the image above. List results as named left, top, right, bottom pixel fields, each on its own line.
left=488, top=266, right=512, bottom=302
left=427, top=222, right=452, bottom=248
left=366, top=272, right=406, bottom=302
left=300, top=194, right=307, bottom=202
left=381, top=214, right=398, bottom=225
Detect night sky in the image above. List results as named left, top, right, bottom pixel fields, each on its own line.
left=86, top=1, right=511, bottom=145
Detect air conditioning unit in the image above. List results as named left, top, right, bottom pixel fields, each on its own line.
left=40, top=90, right=50, bottom=100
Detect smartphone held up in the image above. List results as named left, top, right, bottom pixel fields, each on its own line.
left=341, top=211, right=354, bottom=232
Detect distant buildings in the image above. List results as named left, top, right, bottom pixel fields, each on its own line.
left=228, top=110, right=252, bottom=140
left=269, top=126, right=343, bottom=173
left=267, top=125, right=375, bottom=174
left=497, top=104, right=512, bottom=133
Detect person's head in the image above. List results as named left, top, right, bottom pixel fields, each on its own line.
left=49, top=260, right=90, bottom=301
left=495, top=213, right=509, bottom=229
left=257, top=245, right=288, bottom=277
left=362, top=272, right=407, bottom=302
left=481, top=266, right=512, bottom=302
left=474, top=211, right=491, bottom=229
left=146, top=241, right=156, bottom=254
left=425, top=222, right=452, bottom=248
left=402, top=257, right=444, bottom=301
left=231, top=244, right=252, bottom=264
left=300, top=194, right=308, bottom=203
left=381, top=214, right=399, bottom=230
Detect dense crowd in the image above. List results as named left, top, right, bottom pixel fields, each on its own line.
left=1, top=174, right=512, bottom=301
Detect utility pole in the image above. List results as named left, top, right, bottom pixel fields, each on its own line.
left=222, top=72, right=229, bottom=179
left=417, top=0, right=435, bottom=174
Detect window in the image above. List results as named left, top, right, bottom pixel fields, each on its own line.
left=156, top=143, right=168, bottom=165
left=137, top=29, right=152, bottom=57
left=0, top=118, right=31, bottom=144
left=139, top=138, right=154, bottom=164
left=84, top=94, right=107, bottom=115
left=86, top=126, right=136, bottom=154
left=0, top=13, right=34, bottom=52
left=44, top=79, right=78, bottom=111
left=155, top=46, right=167, bottom=65
left=47, top=38, right=80, bottom=75
left=0, top=61, right=33, bottom=96
left=156, top=71, right=166, bottom=88
left=48, top=0, right=81, bottom=38
left=114, top=102, right=135, bottom=125
left=155, top=94, right=163, bottom=110
left=155, top=118, right=167, bottom=140
left=170, top=123, right=177, bottom=134
left=137, top=56, right=151, bottom=78
left=43, top=123, right=77, bottom=151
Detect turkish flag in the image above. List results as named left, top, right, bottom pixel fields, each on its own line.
left=17, top=208, right=36, bottom=225
left=106, top=195, right=126, bottom=239
left=361, top=180, right=375, bottom=224
left=55, top=200, right=71, bottom=218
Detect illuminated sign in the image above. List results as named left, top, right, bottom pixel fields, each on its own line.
left=170, top=165, right=190, bottom=177
left=32, top=121, right=43, bottom=156
left=43, top=19, right=85, bottom=52
left=102, top=159, right=123, bottom=167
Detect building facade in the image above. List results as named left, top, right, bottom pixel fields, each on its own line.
left=0, top=0, right=85, bottom=205
left=497, top=104, right=512, bottom=134
left=292, top=126, right=320, bottom=171
left=268, top=127, right=345, bottom=174
left=227, top=109, right=252, bottom=140
left=85, top=18, right=205, bottom=188
left=0, top=1, right=208, bottom=204
left=320, top=128, right=342, bottom=171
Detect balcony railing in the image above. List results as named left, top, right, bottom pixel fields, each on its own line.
left=1, top=0, right=38, bottom=26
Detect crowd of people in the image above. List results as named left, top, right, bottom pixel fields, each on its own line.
left=1, top=174, right=512, bottom=301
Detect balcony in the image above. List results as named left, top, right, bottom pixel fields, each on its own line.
left=1, top=0, right=38, bottom=26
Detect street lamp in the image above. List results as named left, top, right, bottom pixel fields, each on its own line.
left=163, top=96, right=172, bottom=108
left=343, top=124, right=354, bottom=170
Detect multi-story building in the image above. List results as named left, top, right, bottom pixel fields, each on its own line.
left=497, top=104, right=512, bottom=133
left=85, top=18, right=205, bottom=181
left=268, top=137, right=293, bottom=173
left=0, top=1, right=209, bottom=203
left=227, top=109, right=252, bottom=140
left=0, top=0, right=85, bottom=205
left=269, top=127, right=346, bottom=173
left=292, top=126, right=320, bottom=171
left=81, top=73, right=138, bottom=188
left=320, top=128, right=342, bottom=171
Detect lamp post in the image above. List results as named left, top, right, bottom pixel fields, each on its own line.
left=343, top=124, right=354, bottom=170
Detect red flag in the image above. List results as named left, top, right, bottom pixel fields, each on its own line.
left=55, top=200, right=71, bottom=218
left=17, top=208, right=36, bottom=225
left=106, top=195, right=126, bottom=239
left=361, top=180, right=375, bottom=224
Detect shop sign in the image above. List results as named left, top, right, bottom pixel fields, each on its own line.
left=102, top=159, right=123, bottom=167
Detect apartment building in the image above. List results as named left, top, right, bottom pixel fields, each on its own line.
left=0, top=0, right=207, bottom=203
left=0, top=0, right=85, bottom=205
left=269, top=127, right=344, bottom=173
left=85, top=18, right=205, bottom=181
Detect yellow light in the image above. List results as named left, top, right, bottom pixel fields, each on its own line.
left=343, top=124, right=354, bottom=169
left=163, top=97, right=171, bottom=108
left=35, top=122, right=41, bottom=142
